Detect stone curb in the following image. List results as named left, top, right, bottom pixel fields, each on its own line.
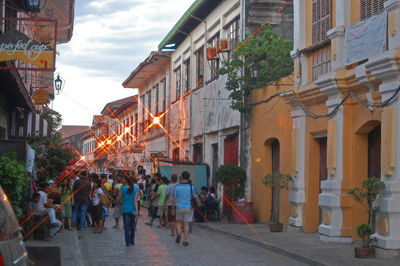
left=197, top=223, right=326, bottom=266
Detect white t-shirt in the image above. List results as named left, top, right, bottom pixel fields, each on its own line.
left=92, top=188, right=104, bottom=206
left=32, top=191, right=47, bottom=214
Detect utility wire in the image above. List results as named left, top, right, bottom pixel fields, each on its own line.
left=252, top=86, right=400, bottom=119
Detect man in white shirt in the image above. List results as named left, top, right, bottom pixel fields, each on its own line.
left=33, top=183, right=62, bottom=237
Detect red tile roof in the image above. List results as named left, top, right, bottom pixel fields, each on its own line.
left=101, top=95, right=138, bottom=116
left=59, top=125, right=90, bottom=137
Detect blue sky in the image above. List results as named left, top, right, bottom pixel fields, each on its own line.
left=53, top=0, right=192, bottom=125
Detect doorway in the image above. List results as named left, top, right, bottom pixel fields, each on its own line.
left=318, top=137, right=328, bottom=225
left=271, top=139, right=280, bottom=223
left=368, top=125, right=381, bottom=178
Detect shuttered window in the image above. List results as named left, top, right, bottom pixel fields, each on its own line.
left=361, top=0, right=387, bottom=21
left=312, top=0, right=331, bottom=45
left=313, top=45, right=331, bottom=81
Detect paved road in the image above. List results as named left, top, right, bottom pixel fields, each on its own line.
left=74, top=209, right=307, bottom=266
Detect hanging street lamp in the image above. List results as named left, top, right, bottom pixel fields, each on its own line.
left=250, top=60, right=261, bottom=79
left=27, top=0, right=41, bottom=12
left=54, top=74, right=64, bottom=95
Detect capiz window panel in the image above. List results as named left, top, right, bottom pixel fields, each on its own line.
left=361, top=0, right=387, bottom=21
left=312, top=45, right=331, bottom=81
left=312, top=0, right=331, bottom=45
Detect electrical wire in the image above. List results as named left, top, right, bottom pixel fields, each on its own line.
left=252, top=86, right=400, bottom=119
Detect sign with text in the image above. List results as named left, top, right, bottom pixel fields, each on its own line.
left=0, top=18, right=57, bottom=71
left=32, top=88, right=50, bottom=105
left=344, top=12, right=387, bottom=65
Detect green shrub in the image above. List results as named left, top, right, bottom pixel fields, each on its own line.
left=0, top=152, right=28, bottom=218
left=215, top=163, right=247, bottom=200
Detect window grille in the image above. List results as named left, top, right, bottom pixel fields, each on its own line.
left=174, top=66, right=181, bottom=100
left=196, top=47, right=204, bottom=88
left=208, top=32, right=220, bottom=81
left=154, top=84, right=159, bottom=115
left=361, top=0, right=387, bottom=21
left=226, top=17, right=240, bottom=57
left=312, top=0, right=331, bottom=45
left=312, top=44, right=331, bottom=81
left=183, top=59, right=190, bottom=92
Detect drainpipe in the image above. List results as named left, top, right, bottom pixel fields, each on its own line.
left=202, top=19, right=208, bottom=167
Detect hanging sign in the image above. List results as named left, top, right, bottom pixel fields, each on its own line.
left=0, top=18, right=57, bottom=71
left=32, top=88, right=50, bottom=105
left=344, top=12, right=387, bottom=65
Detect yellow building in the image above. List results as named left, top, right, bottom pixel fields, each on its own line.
left=251, top=0, right=400, bottom=253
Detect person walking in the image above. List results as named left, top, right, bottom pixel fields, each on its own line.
left=118, top=176, right=139, bottom=247
left=92, top=179, right=105, bottom=233
left=59, top=178, right=74, bottom=231
left=171, top=171, right=197, bottom=246
left=165, top=174, right=178, bottom=236
left=72, top=171, right=91, bottom=230
left=112, top=175, right=123, bottom=228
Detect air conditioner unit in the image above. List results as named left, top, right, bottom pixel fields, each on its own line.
left=217, top=39, right=230, bottom=52
left=206, top=47, right=218, bottom=60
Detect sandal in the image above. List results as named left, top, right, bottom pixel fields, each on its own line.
left=145, top=222, right=152, bottom=226
left=183, top=242, right=189, bottom=246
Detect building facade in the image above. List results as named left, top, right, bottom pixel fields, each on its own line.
left=284, top=0, right=400, bottom=251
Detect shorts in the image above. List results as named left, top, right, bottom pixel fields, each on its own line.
left=61, top=203, right=72, bottom=218
left=157, top=206, right=166, bottom=217
left=93, top=205, right=103, bottom=221
left=168, top=206, right=176, bottom=222
left=152, top=206, right=158, bottom=219
left=176, top=208, right=193, bottom=223
left=113, top=205, right=121, bottom=219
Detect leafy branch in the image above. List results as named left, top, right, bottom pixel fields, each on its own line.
left=219, top=25, right=293, bottom=113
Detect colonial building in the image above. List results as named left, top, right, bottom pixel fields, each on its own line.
left=0, top=0, right=75, bottom=141
left=280, top=0, right=400, bottom=252
left=123, top=52, right=172, bottom=173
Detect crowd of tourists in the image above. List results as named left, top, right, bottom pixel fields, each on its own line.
left=29, top=168, right=218, bottom=247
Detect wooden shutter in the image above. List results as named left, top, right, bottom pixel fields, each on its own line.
left=361, top=0, right=387, bottom=21
left=312, top=0, right=331, bottom=45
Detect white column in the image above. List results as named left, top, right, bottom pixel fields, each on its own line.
left=316, top=73, right=350, bottom=242
left=289, top=108, right=306, bottom=228
left=292, top=0, right=307, bottom=86
left=386, top=0, right=400, bottom=50
left=366, top=48, right=400, bottom=250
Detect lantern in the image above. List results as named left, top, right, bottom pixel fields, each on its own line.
left=27, top=0, right=41, bottom=12
left=250, top=60, right=261, bottom=79
left=54, top=74, right=64, bottom=95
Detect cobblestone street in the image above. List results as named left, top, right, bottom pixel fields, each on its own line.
left=73, top=211, right=306, bottom=266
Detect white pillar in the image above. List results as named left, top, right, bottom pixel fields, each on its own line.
left=366, top=47, right=400, bottom=251
left=315, top=73, right=351, bottom=242
left=289, top=108, right=306, bottom=228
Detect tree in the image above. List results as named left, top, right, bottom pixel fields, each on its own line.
left=29, top=133, right=78, bottom=181
left=219, top=25, right=293, bottom=113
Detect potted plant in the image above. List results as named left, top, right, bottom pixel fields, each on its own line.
left=348, top=177, right=385, bottom=258
left=262, top=173, right=293, bottom=232
left=215, top=163, right=254, bottom=223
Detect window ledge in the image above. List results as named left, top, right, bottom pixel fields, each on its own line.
left=300, top=39, right=331, bottom=54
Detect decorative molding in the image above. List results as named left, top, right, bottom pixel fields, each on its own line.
left=381, top=106, right=396, bottom=176
left=332, top=40, right=337, bottom=60
left=323, top=210, right=331, bottom=225
left=292, top=129, right=298, bottom=175
left=389, top=11, right=397, bottom=36
left=327, top=120, right=337, bottom=176
left=377, top=218, right=389, bottom=236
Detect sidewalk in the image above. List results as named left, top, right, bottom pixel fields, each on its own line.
left=197, top=221, right=399, bottom=266
left=25, top=229, right=83, bottom=266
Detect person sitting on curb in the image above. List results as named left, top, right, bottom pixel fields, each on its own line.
left=31, top=187, right=62, bottom=237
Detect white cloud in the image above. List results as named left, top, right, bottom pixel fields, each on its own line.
left=53, top=0, right=193, bottom=125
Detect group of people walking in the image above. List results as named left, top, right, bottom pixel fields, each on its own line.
left=31, top=168, right=214, bottom=247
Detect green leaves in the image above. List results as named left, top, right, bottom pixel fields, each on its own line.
left=215, top=163, right=247, bottom=199
left=219, top=25, right=293, bottom=113
left=0, top=152, right=28, bottom=218
left=356, top=223, right=376, bottom=247
left=263, top=173, right=293, bottom=190
left=348, top=177, right=385, bottom=204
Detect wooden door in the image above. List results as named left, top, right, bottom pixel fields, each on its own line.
left=368, top=125, right=381, bottom=178
left=319, top=137, right=328, bottom=224
left=224, top=134, right=239, bottom=166
left=271, top=139, right=280, bottom=223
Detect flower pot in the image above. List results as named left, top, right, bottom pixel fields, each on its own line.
left=269, top=223, right=283, bottom=232
left=354, top=247, right=375, bottom=258
left=232, top=202, right=255, bottom=224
